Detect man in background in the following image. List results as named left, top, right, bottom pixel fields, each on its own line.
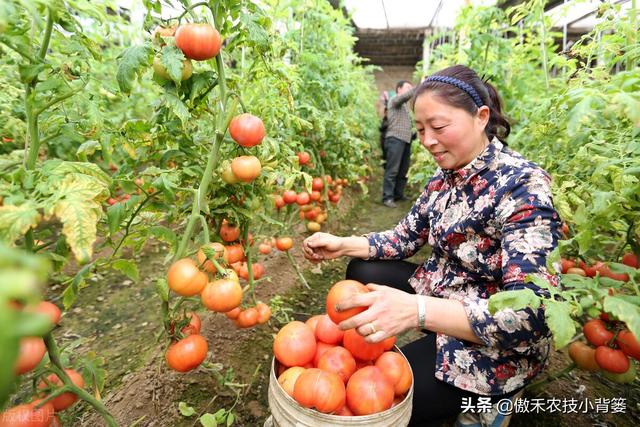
left=382, top=80, right=415, bottom=208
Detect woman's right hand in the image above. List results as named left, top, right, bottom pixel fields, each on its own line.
left=303, top=232, right=343, bottom=262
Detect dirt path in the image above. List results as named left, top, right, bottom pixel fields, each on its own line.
left=54, top=173, right=638, bottom=427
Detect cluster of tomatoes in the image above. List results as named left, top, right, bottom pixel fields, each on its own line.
left=272, top=280, right=412, bottom=416
left=569, top=316, right=639, bottom=383
left=274, top=175, right=349, bottom=233
left=560, top=252, right=638, bottom=281
left=165, top=221, right=296, bottom=372
left=3, top=302, right=84, bottom=427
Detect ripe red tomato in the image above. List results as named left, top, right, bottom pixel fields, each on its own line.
left=296, top=192, right=310, bottom=205
left=231, top=155, right=261, bottom=182
left=311, top=177, right=324, bottom=191
left=305, top=315, right=323, bottom=334
left=27, top=301, right=61, bottom=326
left=235, top=308, right=259, bottom=328
left=343, top=329, right=385, bottom=361
left=225, top=307, right=241, bottom=320
left=621, top=252, right=639, bottom=268
left=329, top=193, right=341, bottom=203
left=382, top=336, right=397, bottom=351
left=37, top=369, right=85, bottom=411
left=167, top=258, right=208, bottom=297
left=560, top=258, right=575, bottom=274
left=275, top=237, right=293, bottom=251
left=595, top=346, right=630, bottom=373
left=616, top=330, right=640, bottom=360
left=375, top=351, right=412, bottom=395
left=274, top=195, right=285, bottom=210
left=293, top=368, right=346, bottom=413
left=309, top=191, right=321, bottom=202
left=561, top=223, right=569, bottom=237
left=197, top=242, right=226, bottom=272
left=317, top=346, right=356, bottom=384
left=278, top=366, right=306, bottom=398
left=346, top=366, right=394, bottom=415
left=166, top=335, right=208, bottom=372
left=229, top=113, right=265, bottom=147
left=175, top=23, right=221, bottom=60
left=282, top=190, right=297, bottom=204
left=326, top=280, right=370, bottom=324
left=313, top=341, right=337, bottom=367
left=15, top=337, right=47, bottom=375
left=583, top=319, right=614, bottom=347
left=567, top=341, right=599, bottom=371
left=297, top=152, right=311, bottom=165
left=201, top=279, right=242, bottom=313
left=225, top=244, right=245, bottom=264
left=273, top=321, right=317, bottom=367
left=219, top=219, right=240, bottom=242
left=258, top=242, right=272, bottom=255
left=315, top=314, right=344, bottom=345
left=0, top=400, right=54, bottom=427
left=256, top=302, right=271, bottom=324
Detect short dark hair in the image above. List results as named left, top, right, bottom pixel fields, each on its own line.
left=396, top=80, right=410, bottom=92
left=413, top=65, right=511, bottom=142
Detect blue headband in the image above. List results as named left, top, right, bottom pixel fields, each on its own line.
left=424, top=75, right=484, bottom=108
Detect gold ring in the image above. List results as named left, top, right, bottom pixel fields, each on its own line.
left=369, top=322, right=377, bottom=334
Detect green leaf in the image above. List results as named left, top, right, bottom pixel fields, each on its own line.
left=19, top=63, right=46, bottom=84
left=199, top=413, right=218, bottom=427
left=544, top=299, right=576, bottom=349
left=148, top=226, right=177, bottom=248
left=164, top=92, right=190, bottom=124
left=62, top=262, right=93, bottom=308
left=178, top=402, right=196, bottom=417
left=106, top=203, right=125, bottom=235
left=488, top=288, right=540, bottom=314
left=0, top=202, right=42, bottom=244
left=603, top=296, right=640, bottom=340
left=226, top=412, right=235, bottom=426
left=76, top=140, right=102, bottom=157
left=159, top=45, right=187, bottom=83
left=116, top=44, right=154, bottom=94
left=112, top=259, right=140, bottom=282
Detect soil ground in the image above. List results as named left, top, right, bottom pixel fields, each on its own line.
left=40, top=169, right=639, bottom=427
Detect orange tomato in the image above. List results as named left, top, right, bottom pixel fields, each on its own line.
left=293, top=368, right=346, bottom=414
left=345, top=366, right=394, bottom=415
left=201, top=279, right=243, bottom=313
left=273, top=321, right=317, bottom=367
left=167, top=258, right=207, bottom=296
left=326, top=280, right=369, bottom=324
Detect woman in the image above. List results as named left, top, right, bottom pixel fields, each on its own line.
left=303, top=65, right=562, bottom=426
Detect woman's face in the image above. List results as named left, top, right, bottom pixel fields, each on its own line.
left=414, top=92, right=490, bottom=170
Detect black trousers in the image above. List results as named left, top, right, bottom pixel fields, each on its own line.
left=345, top=258, right=520, bottom=427
left=382, top=136, right=411, bottom=202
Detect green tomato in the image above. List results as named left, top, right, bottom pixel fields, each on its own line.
left=221, top=166, right=239, bottom=184
left=601, top=361, right=636, bottom=383
left=153, top=57, right=193, bottom=81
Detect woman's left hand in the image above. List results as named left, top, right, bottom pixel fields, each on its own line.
left=336, top=283, right=419, bottom=343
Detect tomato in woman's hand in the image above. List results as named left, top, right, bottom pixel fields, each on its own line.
left=326, top=280, right=369, bottom=324
left=166, top=334, right=208, bottom=372
left=568, top=341, right=599, bottom=371
left=175, top=23, right=221, bottom=60
left=594, top=346, right=630, bottom=373
left=583, top=319, right=614, bottom=347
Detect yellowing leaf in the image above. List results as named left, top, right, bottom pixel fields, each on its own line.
left=53, top=197, right=101, bottom=263
left=0, top=202, right=42, bottom=243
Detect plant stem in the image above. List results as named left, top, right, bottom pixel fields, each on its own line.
left=285, top=251, right=310, bottom=289
left=538, top=4, right=549, bottom=89
left=43, top=333, right=119, bottom=427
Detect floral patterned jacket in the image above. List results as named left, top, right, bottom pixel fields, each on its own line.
left=366, top=138, right=562, bottom=395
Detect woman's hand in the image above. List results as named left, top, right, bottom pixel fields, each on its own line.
left=302, top=232, right=344, bottom=262
left=335, top=283, right=418, bottom=343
